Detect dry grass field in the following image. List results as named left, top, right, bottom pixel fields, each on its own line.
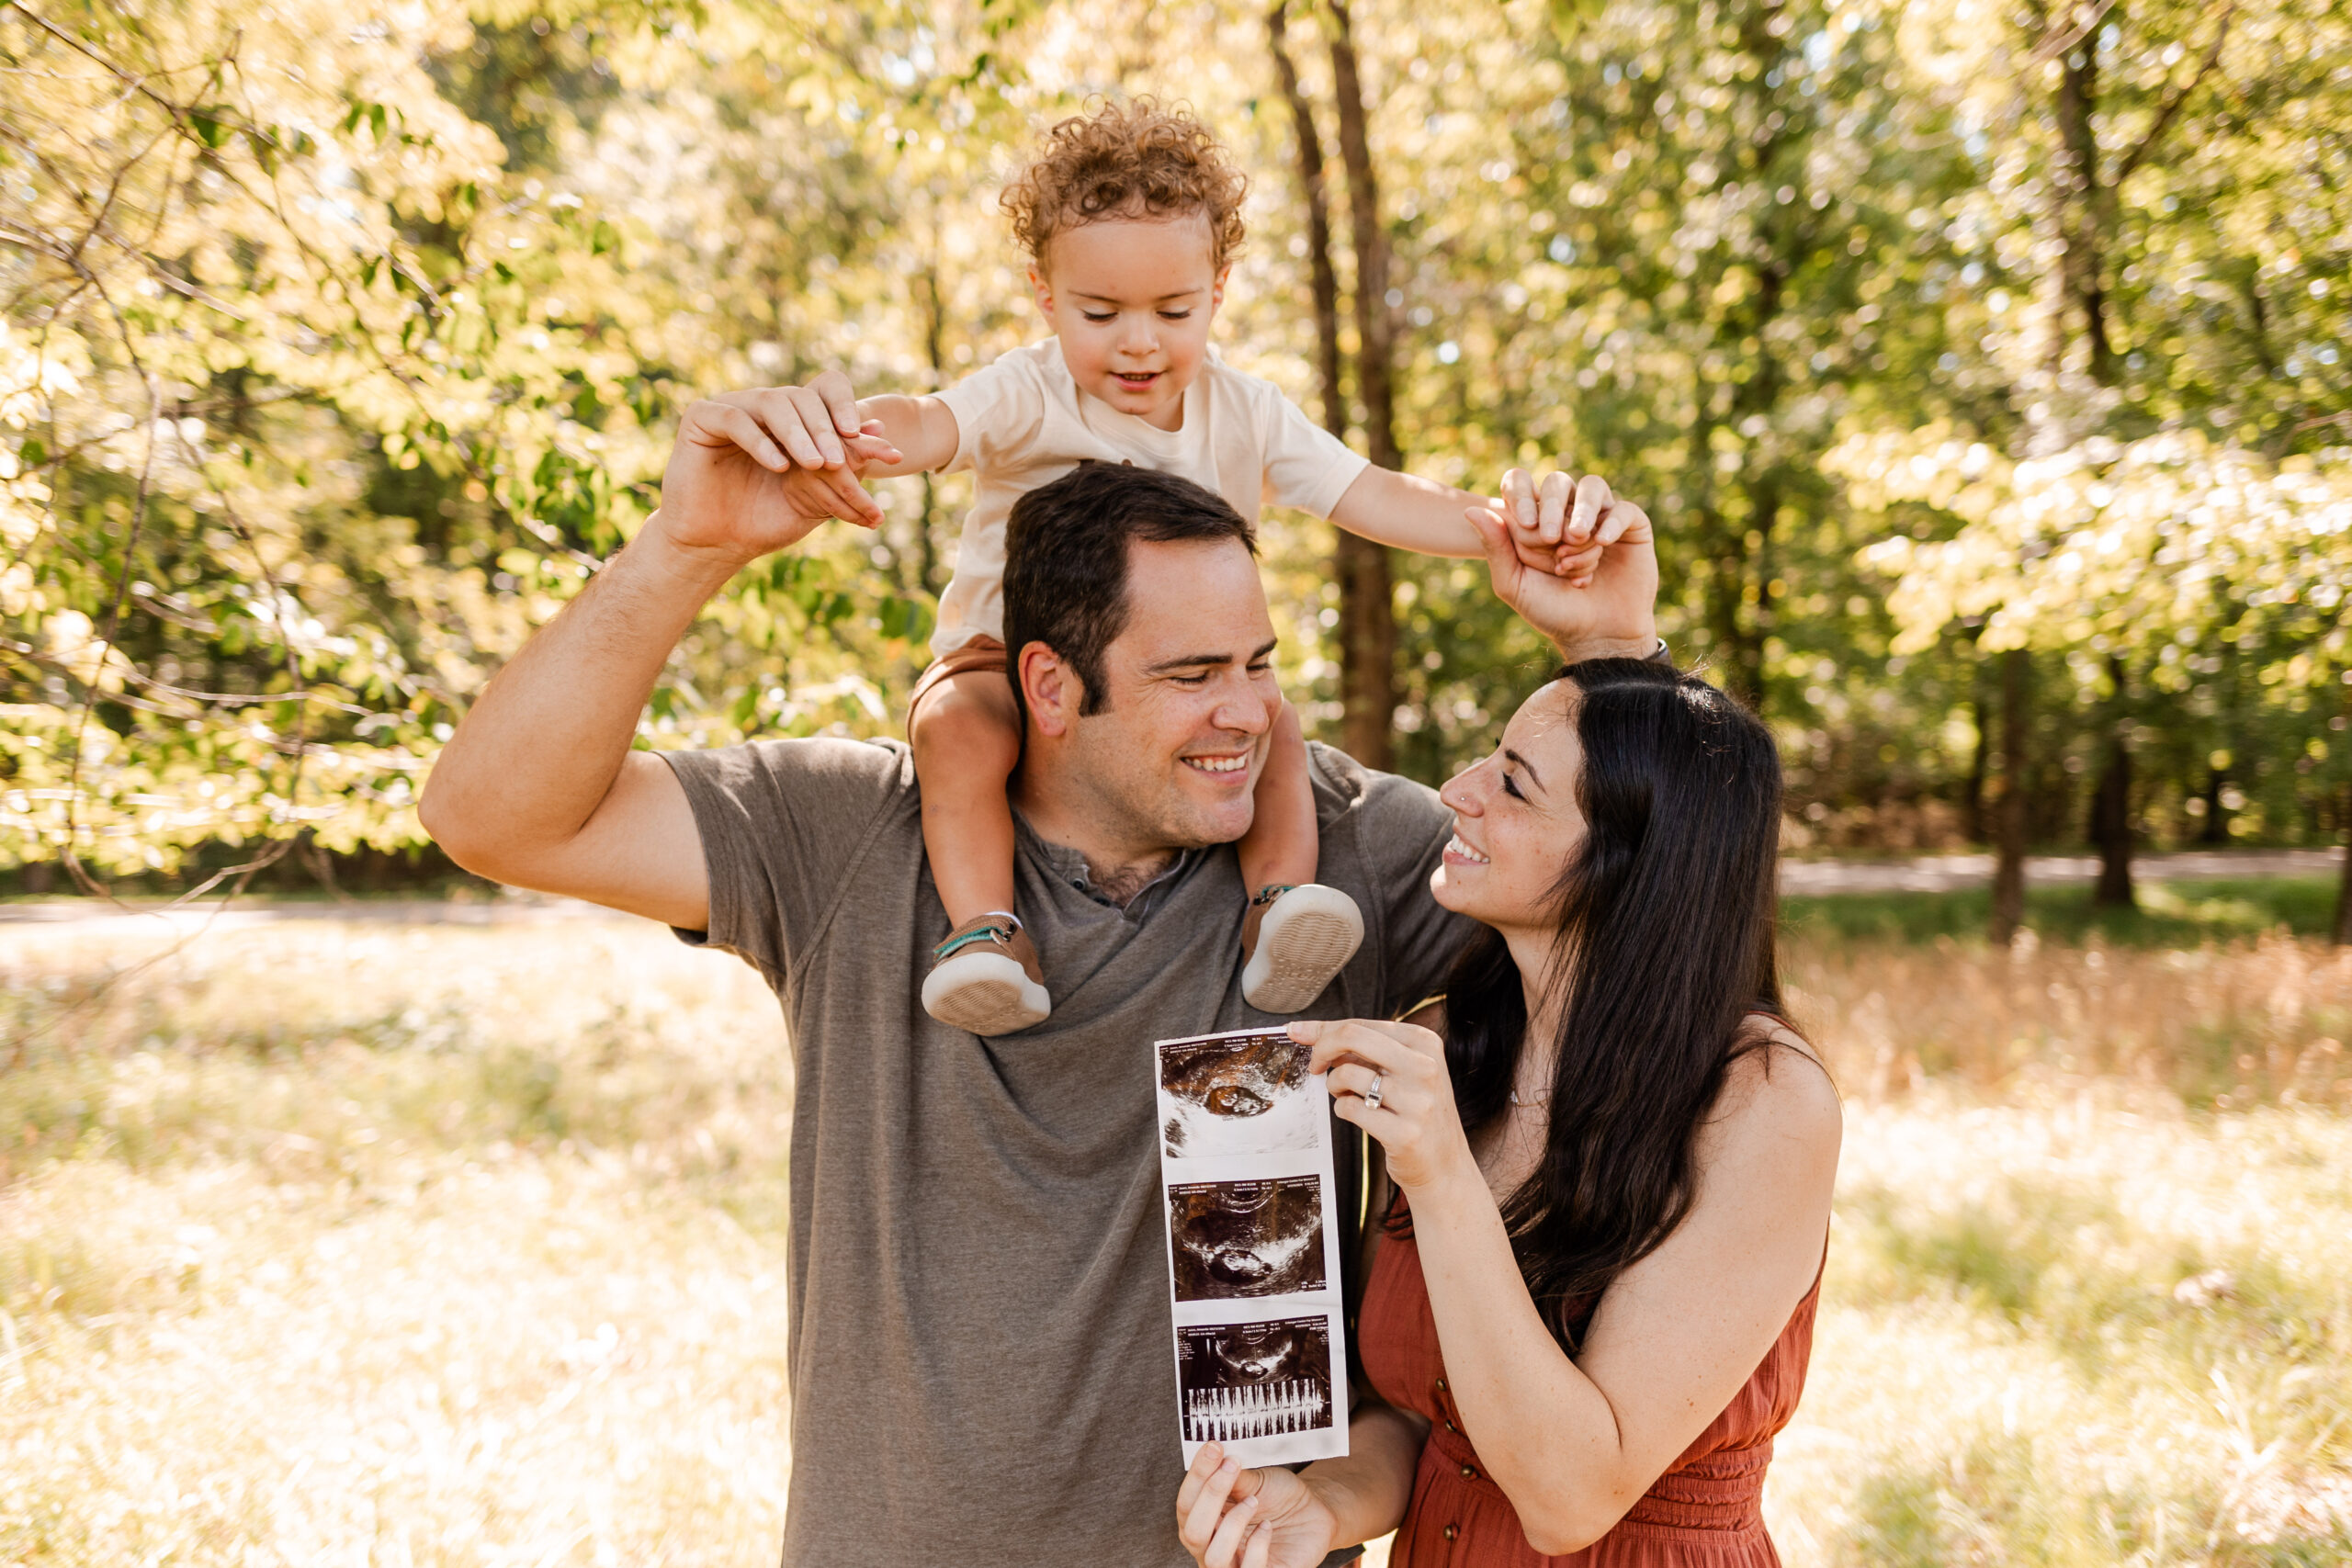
left=3, top=905, right=2349, bottom=1565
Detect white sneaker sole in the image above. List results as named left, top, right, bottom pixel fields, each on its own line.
left=1242, top=885, right=1365, bottom=1013
left=922, top=950, right=1052, bottom=1035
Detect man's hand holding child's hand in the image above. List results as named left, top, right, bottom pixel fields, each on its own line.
left=710, top=369, right=902, bottom=529
left=1492, top=466, right=1630, bottom=589
left=1472, top=466, right=1657, bottom=660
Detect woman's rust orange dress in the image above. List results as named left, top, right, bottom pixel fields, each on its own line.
left=1357, top=1212, right=1822, bottom=1566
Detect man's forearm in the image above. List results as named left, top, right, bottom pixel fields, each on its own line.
left=419, top=518, right=745, bottom=868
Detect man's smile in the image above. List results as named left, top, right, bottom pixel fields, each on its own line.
left=1182, top=751, right=1251, bottom=777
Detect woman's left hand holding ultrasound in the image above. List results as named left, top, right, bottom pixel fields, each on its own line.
left=1291, top=1019, right=1475, bottom=1194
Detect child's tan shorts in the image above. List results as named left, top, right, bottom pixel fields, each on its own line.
left=905, top=635, right=1009, bottom=730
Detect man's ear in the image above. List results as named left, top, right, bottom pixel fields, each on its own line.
left=1019, top=642, right=1081, bottom=739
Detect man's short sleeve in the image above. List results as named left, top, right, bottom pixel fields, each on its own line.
left=1257, top=384, right=1373, bottom=520
left=935, top=351, right=1047, bottom=478
left=657, top=737, right=912, bottom=991
left=1308, top=744, right=1476, bottom=1019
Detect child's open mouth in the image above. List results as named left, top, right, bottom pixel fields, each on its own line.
left=1114, top=371, right=1161, bottom=389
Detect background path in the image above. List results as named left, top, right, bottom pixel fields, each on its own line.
left=1777, top=846, right=2342, bottom=896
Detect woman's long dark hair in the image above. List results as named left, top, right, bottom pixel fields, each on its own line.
left=1428, top=658, right=1796, bottom=1348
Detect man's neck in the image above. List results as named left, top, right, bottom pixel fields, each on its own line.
left=1011, top=768, right=1183, bottom=909
left=1082, top=848, right=1183, bottom=908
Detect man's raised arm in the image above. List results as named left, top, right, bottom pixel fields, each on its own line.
left=419, top=391, right=877, bottom=931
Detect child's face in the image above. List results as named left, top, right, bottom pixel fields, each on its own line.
left=1030, top=211, right=1227, bottom=432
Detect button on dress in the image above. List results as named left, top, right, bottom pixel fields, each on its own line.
left=1357, top=1211, right=1823, bottom=1566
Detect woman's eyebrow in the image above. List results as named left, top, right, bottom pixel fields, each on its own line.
left=1503, top=748, right=1545, bottom=793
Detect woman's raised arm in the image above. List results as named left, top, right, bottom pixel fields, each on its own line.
left=1303, top=1018, right=1840, bottom=1557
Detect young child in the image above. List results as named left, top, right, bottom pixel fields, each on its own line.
left=757, top=100, right=1598, bottom=1036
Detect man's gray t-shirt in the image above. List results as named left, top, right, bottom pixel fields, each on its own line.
left=662, top=737, right=1469, bottom=1567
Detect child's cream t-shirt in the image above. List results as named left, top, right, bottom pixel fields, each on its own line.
left=929, top=339, right=1371, bottom=657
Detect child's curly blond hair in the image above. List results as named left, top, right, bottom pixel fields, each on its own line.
left=1001, top=98, right=1249, bottom=273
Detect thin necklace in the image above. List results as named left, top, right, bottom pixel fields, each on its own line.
left=1509, top=1085, right=1552, bottom=1106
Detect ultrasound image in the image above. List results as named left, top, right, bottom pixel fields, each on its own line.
left=1159, top=1031, right=1317, bottom=1157
left=1167, top=1176, right=1327, bottom=1301
left=1175, top=1316, right=1335, bottom=1443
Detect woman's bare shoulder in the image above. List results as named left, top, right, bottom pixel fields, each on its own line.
left=1708, top=1014, right=1842, bottom=1161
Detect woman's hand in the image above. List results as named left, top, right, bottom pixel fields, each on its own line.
left=1292, top=1019, right=1478, bottom=1194
left=1175, top=1445, right=1338, bottom=1568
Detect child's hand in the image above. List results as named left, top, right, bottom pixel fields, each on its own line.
left=774, top=425, right=899, bottom=528
left=1503, top=514, right=1577, bottom=580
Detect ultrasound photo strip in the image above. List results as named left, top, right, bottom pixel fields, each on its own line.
left=1156, top=1026, right=1351, bottom=1468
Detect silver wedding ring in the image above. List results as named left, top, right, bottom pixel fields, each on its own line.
left=1363, top=1071, right=1385, bottom=1111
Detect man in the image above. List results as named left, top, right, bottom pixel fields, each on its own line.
left=420, top=389, right=1659, bottom=1566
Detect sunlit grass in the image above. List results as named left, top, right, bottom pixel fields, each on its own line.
left=1781, top=875, right=2339, bottom=949
left=3, top=916, right=2350, bottom=1563
left=1772, top=1095, right=2352, bottom=1566
left=0, top=921, right=794, bottom=1566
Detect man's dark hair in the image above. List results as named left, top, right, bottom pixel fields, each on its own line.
left=1001, top=461, right=1257, bottom=720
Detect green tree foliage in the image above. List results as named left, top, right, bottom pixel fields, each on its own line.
left=1832, top=0, right=2352, bottom=875
left=4, top=0, right=2345, bottom=889
left=1, top=0, right=968, bottom=880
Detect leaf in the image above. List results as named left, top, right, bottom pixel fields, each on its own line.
left=187, top=106, right=232, bottom=149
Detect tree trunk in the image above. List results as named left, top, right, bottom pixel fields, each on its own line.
left=2051, top=14, right=2119, bottom=383
left=1326, top=0, right=1398, bottom=472
left=1729, top=467, right=1779, bottom=710
left=2200, top=764, right=2230, bottom=844
left=2090, top=653, right=2135, bottom=907
left=916, top=257, right=948, bottom=596
left=1325, top=0, right=1397, bottom=770
left=1964, top=689, right=1990, bottom=844
left=2335, top=782, right=2352, bottom=944
left=1990, top=648, right=2030, bottom=945
left=1268, top=2, right=1343, bottom=438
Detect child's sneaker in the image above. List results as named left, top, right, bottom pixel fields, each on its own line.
left=922, top=913, right=1052, bottom=1035
left=1240, top=885, right=1364, bottom=1013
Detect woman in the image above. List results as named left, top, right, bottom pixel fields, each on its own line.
left=1176, top=657, right=1840, bottom=1567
